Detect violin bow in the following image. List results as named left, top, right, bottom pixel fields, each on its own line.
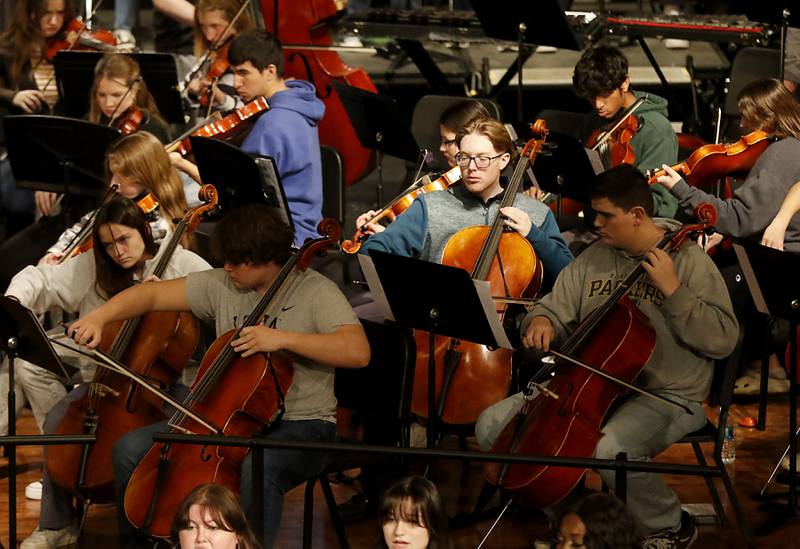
left=106, top=75, right=143, bottom=125
left=591, top=94, right=648, bottom=151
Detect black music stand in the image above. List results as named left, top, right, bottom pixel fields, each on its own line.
left=190, top=136, right=293, bottom=232
left=734, top=243, right=800, bottom=534
left=331, top=80, right=420, bottom=207
left=3, top=115, right=120, bottom=224
left=0, top=296, right=77, bottom=548
left=360, top=251, right=512, bottom=448
left=531, top=132, right=604, bottom=220
left=54, top=51, right=185, bottom=124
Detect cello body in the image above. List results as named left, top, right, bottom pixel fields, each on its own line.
left=47, top=312, right=199, bottom=501
left=124, top=329, right=294, bottom=537
left=260, top=0, right=377, bottom=186
left=485, top=297, right=655, bottom=507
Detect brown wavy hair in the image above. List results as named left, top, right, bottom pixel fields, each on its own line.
left=193, top=0, right=255, bottom=58
left=738, top=77, right=800, bottom=139
left=88, top=53, right=163, bottom=125
left=171, top=484, right=261, bottom=549
left=92, top=196, right=158, bottom=299
left=105, top=132, right=190, bottom=247
left=0, top=0, right=76, bottom=87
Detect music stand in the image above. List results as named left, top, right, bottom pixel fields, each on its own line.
left=3, top=115, right=120, bottom=224
left=733, top=242, right=800, bottom=534
left=54, top=51, right=185, bottom=124
left=331, top=81, right=420, bottom=206
left=190, top=136, right=293, bottom=232
left=0, top=296, right=77, bottom=548
left=531, top=132, right=603, bottom=219
left=471, top=0, right=586, bottom=50
left=361, top=251, right=511, bottom=447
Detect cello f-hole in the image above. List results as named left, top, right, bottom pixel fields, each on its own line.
left=200, top=446, right=212, bottom=462
left=287, top=51, right=317, bottom=90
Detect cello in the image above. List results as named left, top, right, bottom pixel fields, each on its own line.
left=410, top=121, right=548, bottom=427
left=46, top=186, right=218, bottom=501
left=485, top=204, right=717, bottom=509
left=260, top=0, right=377, bottom=186
left=123, top=219, right=340, bottom=537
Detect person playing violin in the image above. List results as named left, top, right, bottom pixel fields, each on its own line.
left=186, top=0, right=254, bottom=112
left=437, top=99, right=491, bottom=169
left=171, top=28, right=325, bottom=246
left=475, top=164, right=738, bottom=549
left=9, top=195, right=210, bottom=549
left=67, top=204, right=370, bottom=549
left=39, top=131, right=191, bottom=266
left=656, top=77, right=800, bottom=253
left=573, top=47, right=679, bottom=218
left=358, top=116, right=572, bottom=291
left=0, top=0, right=75, bottom=238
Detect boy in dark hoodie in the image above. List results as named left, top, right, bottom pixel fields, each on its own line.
left=573, top=47, right=679, bottom=219
left=228, top=29, right=325, bottom=245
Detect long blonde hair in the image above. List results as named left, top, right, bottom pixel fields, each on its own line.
left=738, top=78, right=800, bottom=140
left=106, top=132, right=190, bottom=247
left=89, top=54, right=163, bottom=124
left=193, top=0, right=255, bottom=58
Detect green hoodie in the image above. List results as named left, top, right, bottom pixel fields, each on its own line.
left=631, top=90, right=679, bottom=218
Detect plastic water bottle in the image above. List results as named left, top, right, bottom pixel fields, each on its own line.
left=721, top=425, right=736, bottom=465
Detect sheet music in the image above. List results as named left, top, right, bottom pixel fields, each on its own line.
left=584, top=147, right=604, bottom=175
left=473, top=280, right=513, bottom=350
left=357, top=254, right=395, bottom=321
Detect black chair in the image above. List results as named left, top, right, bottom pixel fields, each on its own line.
left=675, top=329, right=754, bottom=547
left=301, top=319, right=416, bottom=549
left=410, top=95, right=503, bottom=170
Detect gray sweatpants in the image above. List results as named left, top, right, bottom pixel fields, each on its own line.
left=475, top=389, right=706, bottom=536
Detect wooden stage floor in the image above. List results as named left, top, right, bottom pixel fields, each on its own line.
left=1, top=397, right=798, bottom=548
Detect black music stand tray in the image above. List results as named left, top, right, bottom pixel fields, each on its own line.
left=190, top=136, right=293, bottom=232
left=3, top=115, right=120, bottom=224
left=734, top=243, right=800, bottom=535
left=471, top=0, right=586, bottom=50
left=360, top=251, right=512, bottom=449
left=0, top=296, right=77, bottom=548
left=331, top=80, right=420, bottom=206
left=531, top=131, right=604, bottom=219
left=54, top=51, right=185, bottom=124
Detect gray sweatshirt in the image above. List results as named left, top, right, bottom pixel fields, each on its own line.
left=670, top=137, right=800, bottom=253
left=521, top=220, right=739, bottom=402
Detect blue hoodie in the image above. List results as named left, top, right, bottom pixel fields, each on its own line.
left=242, top=80, right=326, bottom=245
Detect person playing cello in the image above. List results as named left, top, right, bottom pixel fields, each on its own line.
left=12, top=196, right=210, bottom=549
left=573, top=47, right=679, bottom=218
left=68, top=204, right=370, bottom=549
left=476, top=164, right=738, bottom=549
left=357, top=116, right=572, bottom=291
left=171, top=29, right=325, bottom=246
left=656, top=78, right=800, bottom=253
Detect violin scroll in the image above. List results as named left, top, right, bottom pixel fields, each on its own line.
left=296, top=218, right=341, bottom=271
left=185, top=184, right=220, bottom=233
left=666, top=203, right=718, bottom=251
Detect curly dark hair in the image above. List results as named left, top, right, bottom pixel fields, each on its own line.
left=229, top=28, right=283, bottom=76
left=552, top=492, right=642, bottom=549
left=572, top=47, right=629, bottom=100
left=212, top=204, right=294, bottom=266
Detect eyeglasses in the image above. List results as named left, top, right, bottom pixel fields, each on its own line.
left=440, top=138, right=456, bottom=147
left=455, top=153, right=504, bottom=169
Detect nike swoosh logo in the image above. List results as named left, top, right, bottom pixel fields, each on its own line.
left=281, top=305, right=294, bottom=312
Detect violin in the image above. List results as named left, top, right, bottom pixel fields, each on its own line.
left=114, top=106, right=145, bottom=135
left=45, top=17, right=117, bottom=61
left=166, top=96, right=270, bottom=157
left=123, top=219, right=340, bottom=537
left=647, top=129, right=772, bottom=189
left=485, top=204, right=718, bottom=508
left=198, top=41, right=232, bottom=108
left=58, top=191, right=160, bottom=264
left=411, top=121, right=548, bottom=427
left=47, top=186, right=218, bottom=502
left=342, top=165, right=462, bottom=254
